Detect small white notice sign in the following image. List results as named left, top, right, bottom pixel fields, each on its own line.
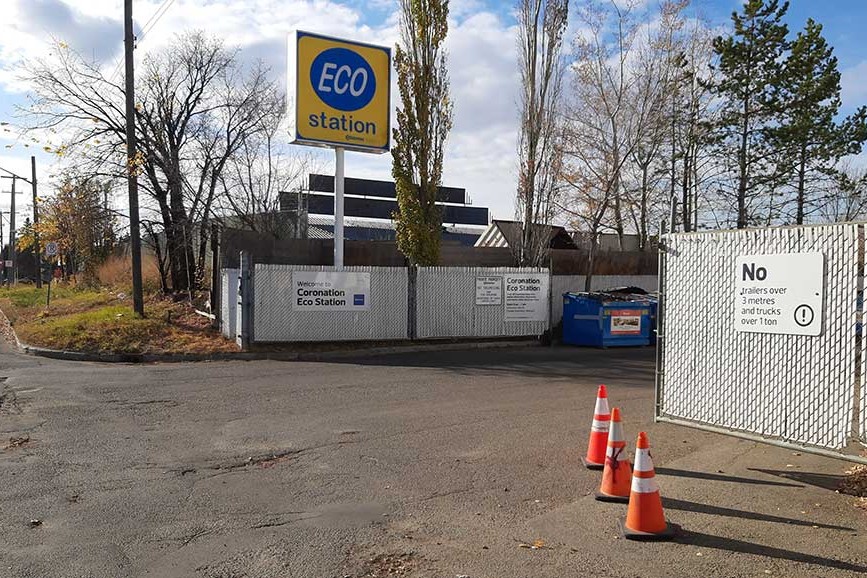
left=475, top=276, right=502, bottom=305
left=504, top=273, right=549, bottom=322
left=735, top=252, right=823, bottom=336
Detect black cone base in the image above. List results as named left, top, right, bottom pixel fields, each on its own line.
left=618, top=518, right=680, bottom=541
left=581, top=457, right=604, bottom=470
left=595, top=491, right=629, bottom=503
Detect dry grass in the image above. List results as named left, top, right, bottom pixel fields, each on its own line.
left=96, top=254, right=163, bottom=293
left=0, top=285, right=236, bottom=355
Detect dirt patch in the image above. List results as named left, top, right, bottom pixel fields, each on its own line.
left=358, top=552, right=422, bottom=577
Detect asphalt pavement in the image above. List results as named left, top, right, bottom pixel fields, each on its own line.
left=0, top=343, right=864, bottom=577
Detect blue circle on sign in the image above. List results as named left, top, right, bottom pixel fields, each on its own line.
left=310, top=48, right=376, bottom=112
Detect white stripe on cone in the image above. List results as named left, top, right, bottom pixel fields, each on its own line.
left=592, top=419, right=610, bottom=432
left=593, top=396, right=610, bottom=417
left=605, top=422, right=627, bottom=460
left=631, top=447, right=659, bottom=493
left=633, top=447, right=653, bottom=473
left=631, top=476, right=660, bottom=494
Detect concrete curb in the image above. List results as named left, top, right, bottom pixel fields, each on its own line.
left=15, top=338, right=543, bottom=364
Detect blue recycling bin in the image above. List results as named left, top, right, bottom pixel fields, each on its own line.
left=562, top=292, right=652, bottom=347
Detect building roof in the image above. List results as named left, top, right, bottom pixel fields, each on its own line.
left=474, top=220, right=579, bottom=250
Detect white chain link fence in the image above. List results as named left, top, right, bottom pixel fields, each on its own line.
left=220, top=269, right=239, bottom=339
left=415, top=267, right=550, bottom=339
left=252, top=265, right=409, bottom=342
left=657, top=224, right=866, bottom=460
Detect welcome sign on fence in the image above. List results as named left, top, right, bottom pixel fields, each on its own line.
left=292, top=271, right=371, bottom=311
left=734, top=252, right=824, bottom=336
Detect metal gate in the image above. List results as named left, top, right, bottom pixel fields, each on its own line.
left=656, top=224, right=867, bottom=463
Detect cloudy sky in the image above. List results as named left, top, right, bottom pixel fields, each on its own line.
left=0, top=0, right=866, bottom=226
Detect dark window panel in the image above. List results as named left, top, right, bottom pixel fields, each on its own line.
left=307, top=174, right=466, bottom=204
left=306, top=193, right=489, bottom=226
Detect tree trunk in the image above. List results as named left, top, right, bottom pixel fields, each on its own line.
left=681, top=152, right=692, bottom=232
left=796, top=142, right=807, bottom=225
left=639, top=162, right=649, bottom=251
left=584, top=235, right=597, bottom=292
left=737, top=94, right=751, bottom=229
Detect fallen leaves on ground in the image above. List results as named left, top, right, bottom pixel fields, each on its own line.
left=3, top=435, right=29, bottom=450
left=0, top=286, right=236, bottom=355
left=516, top=538, right=551, bottom=550
left=840, top=464, right=867, bottom=511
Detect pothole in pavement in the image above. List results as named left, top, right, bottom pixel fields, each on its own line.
left=344, top=551, right=428, bottom=578
left=0, top=377, right=22, bottom=415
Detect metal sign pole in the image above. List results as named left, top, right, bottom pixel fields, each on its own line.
left=334, top=146, right=345, bottom=269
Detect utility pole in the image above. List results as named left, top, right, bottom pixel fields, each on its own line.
left=31, top=156, right=41, bottom=288
left=125, top=0, right=145, bottom=316
left=10, top=175, right=15, bottom=284
left=0, top=175, right=20, bottom=285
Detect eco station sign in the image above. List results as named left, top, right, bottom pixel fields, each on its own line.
left=288, top=30, right=391, bottom=269
left=288, top=31, right=391, bottom=152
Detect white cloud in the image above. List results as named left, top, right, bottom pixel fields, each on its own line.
left=841, top=59, right=867, bottom=114
left=0, top=0, right=523, bottom=220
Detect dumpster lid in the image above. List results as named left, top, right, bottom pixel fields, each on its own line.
left=604, top=286, right=648, bottom=295
left=563, top=291, right=647, bottom=304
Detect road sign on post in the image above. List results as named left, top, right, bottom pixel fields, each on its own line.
left=288, top=30, right=391, bottom=268
left=45, top=241, right=58, bottom=257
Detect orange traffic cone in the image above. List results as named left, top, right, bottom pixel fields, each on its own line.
left=620, top=432, right=678, bottom=540
left=582, top=385, right=610, bottom=470
left=595, top=407, right=632, bottom=503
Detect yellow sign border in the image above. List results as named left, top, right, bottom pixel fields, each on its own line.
left=294, top=31, right=391, bottom=153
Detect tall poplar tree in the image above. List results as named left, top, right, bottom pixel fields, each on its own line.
left=711, top=0, right=789, bottom=228
left=392, top=0, right=453, bottom=266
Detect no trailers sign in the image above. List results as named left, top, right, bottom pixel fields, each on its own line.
left=734, top=252, right=824, bottom=336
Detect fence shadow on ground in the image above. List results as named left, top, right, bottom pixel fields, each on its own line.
left=746, top=468, right=846, bottom=491
left=674, top=529, right=867, bottom=574
left=662, top=497, right=854, bottom=531
left=329, top=345, right=657, bottom=384
left=655, top=467, right=804, bottom=488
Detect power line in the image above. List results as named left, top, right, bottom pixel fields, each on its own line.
left=109, top=0, right=178, bottom=83
left=139, top=0, right=178, bottom=41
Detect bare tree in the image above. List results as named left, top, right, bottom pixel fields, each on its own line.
left=561, top=0, right=658, bottom=288
left=818, top=163, right=867, bottom=222
left=515, top=0, right=569, bottom=267
left=217, top=103, right=315, bottom=239
left=23, top=33, right=280, bottom=293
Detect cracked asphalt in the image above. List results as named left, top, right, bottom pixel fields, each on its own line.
left=0, top=342, right=865, bottom=577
